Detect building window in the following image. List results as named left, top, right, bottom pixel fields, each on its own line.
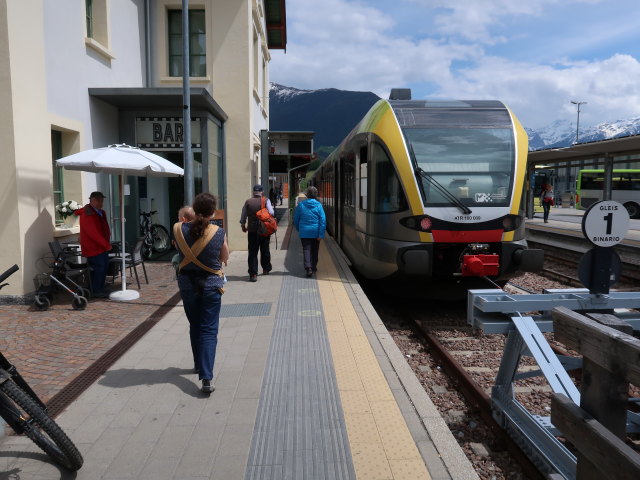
left=86, top=0, right=93, bottom=38
left=253, top=30, right=259, bottom=91
left=168, top=9, right=206, bottom=77
left=52, top=131, right=65, bottom=224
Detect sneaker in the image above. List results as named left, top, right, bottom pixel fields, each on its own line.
left=306, top=268, right=313, bottom=278
left=201, top=379, right=215, bottom=393
left=249, top=275, right=258, bottom=282
left=263, top=269, right=270, bottom=275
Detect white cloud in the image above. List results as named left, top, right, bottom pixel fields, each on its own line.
left=434, top=54, right=640, bottom=128
left=270, top=0, right=640, bottom=130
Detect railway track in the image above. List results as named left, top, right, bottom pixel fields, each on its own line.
left=367, top=272, right=640, bottom=480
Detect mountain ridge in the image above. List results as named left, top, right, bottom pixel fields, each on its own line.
left=269, top=83, right=640, bottom=152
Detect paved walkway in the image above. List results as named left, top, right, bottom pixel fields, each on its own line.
left=1, top=210, right=476, bottom=480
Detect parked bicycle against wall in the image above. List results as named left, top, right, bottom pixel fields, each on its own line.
left=139, top=210, right=171, bottom=259
left=0, top=265, right=84, bottom=471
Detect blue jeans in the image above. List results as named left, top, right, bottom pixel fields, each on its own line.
left=178, top=274, right=222, bottom=381
left=87, top=251, right=109, bottom=293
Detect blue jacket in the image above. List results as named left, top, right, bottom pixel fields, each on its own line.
left=294, top=199, right=326, bottom=239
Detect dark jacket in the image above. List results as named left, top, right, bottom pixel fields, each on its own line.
left=76, top=205, right=111, bottom=257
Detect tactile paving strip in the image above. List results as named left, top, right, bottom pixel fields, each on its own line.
left=245, top=265, right=356, bottom=480
left=316, top=244, right=433, bottom=480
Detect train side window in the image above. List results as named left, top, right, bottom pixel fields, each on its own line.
left=360, top=146, right=368, bottom=210
left=370, top=142, right=408, bottom=213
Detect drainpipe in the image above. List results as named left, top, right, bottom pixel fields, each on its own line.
left=144, top=0, right=151, bottom=87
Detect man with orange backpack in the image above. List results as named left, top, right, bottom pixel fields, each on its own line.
left=240, top=184, right=274, bottom=282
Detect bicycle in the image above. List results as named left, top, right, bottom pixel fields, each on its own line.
left=139, top=210, right=171, bottom=260
left=0, top=265, right=84, bottom=471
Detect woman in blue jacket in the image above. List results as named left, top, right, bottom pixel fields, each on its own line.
left=294, top=186, right=326, bottom=277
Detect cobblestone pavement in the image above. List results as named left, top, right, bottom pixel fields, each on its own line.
left=0, top=261, right=180, bottom=404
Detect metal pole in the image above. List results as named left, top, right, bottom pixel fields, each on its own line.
left=571, top=100, right=586, bottom=144
left=182, top=0, right=194, bottom=204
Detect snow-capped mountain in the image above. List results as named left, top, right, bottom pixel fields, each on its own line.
left=526, top=117, right=640, bottom=150
left=269, top=83, right=640, bottom=153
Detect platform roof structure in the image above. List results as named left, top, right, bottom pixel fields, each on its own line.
left=528, top=134, right=640, bottom=168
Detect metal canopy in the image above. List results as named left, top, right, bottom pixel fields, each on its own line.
left=89, top=87, right=228, bottom=122
left=528, top=134, right=640, bottom=167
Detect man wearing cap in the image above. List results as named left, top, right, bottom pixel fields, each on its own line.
left=239, top=184, right=274, bottom=282
left=75, top=191, right=112, bottom=297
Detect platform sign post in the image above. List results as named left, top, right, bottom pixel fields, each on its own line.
left=580, top=201, right=630, bottom=295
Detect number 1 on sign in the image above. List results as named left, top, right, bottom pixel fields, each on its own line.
left=603, top=213, right=612, bottom=235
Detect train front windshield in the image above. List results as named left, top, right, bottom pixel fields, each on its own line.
left=404, top=127, right=515, bottom=208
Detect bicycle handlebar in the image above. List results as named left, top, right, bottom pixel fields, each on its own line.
left=141, top=211, right=157, bottom=217
left=0, top=264, right=19, bottom=287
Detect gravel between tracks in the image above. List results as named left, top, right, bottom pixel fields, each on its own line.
left=373, top=271, right=640, bottom=480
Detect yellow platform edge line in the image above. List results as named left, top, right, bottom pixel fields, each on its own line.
left=316, top=241, right=432, bottom=480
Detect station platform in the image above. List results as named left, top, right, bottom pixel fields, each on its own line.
left=0, top=212, right=477, bottom=479
left=525, top=207, right=640, bottom=249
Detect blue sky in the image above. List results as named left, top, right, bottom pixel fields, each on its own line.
left=269, top=0, right=640, bottom=129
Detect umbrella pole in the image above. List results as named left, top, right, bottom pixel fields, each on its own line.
left=110, top=174, right=140, bottom=301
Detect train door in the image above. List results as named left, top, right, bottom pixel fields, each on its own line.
left=341, top=154, right=356, bottom=251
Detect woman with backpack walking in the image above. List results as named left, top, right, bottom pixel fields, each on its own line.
left=294, top=186, right=326, bottom=277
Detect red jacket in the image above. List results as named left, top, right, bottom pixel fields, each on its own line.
left=75, top=205, right=111, bottom=257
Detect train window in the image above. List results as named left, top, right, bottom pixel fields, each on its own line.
left=370, top=143, right=408, bottom=213
left=359, top=146, right=368, bottom=210
left=404, top=127, right=514, bottom=207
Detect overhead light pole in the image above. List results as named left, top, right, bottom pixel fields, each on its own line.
left=570, top=100, right=587, bottom=144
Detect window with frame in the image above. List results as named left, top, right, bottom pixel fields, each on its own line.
left=168, top=9, right=206, bottom=77
left=84, top=0, right=109, bottom=48
left=86, top=0, right=93, bottom=38
left=369, top=142, right=407, bottom=213
left=52, top=131, right=65, bottom=224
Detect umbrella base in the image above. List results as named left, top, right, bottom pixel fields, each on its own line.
left=109, top=289, right=140, bottom=301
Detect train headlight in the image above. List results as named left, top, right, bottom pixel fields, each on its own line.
left=400, top=215, right=433, bottom=232
left=502, top=214, right=522, bottom=232
left=419, top=217, right=432, bottom=231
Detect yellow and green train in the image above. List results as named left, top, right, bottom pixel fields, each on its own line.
left=311, top=93, right=543, bottom=286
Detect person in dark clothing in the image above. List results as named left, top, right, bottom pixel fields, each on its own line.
left=294, top=186, right=326, bottom=277
left=75, top=191, right=111, bottom=297
left=240, top=184, right=274, bottom=282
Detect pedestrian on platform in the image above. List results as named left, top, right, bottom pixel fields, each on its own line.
left=294, top=186, right=326, bottom=277
left=240, top=184, right=273, bottom=282
left=75, top=191, right=111, bottom=298
left=174, top=193, right=229, bottom=394
left=540, top=183, right=554, bottom=223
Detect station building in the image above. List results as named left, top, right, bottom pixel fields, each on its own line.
left=0, top=0, right=287, bottom=297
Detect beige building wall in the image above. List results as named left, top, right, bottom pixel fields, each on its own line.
left=0, top=1, right=53, bottom=296
left=153, top=0, right=271, bottom=251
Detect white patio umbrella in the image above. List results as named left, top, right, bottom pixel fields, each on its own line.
left=56, top=144, right=184, bottom=301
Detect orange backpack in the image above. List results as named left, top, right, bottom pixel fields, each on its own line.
left=256, top=197, right=278, bottom=237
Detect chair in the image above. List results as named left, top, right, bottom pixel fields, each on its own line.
left=108, top=237, right=148, bottom=289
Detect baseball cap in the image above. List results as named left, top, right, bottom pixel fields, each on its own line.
left=89, top=191, right=106, bottom=199
left=253, top=184, right=264, bottom=192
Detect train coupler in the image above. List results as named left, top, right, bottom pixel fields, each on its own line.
left=461, top=254, right=500, bottom=276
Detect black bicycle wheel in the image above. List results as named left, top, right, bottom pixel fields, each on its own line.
left=0, top=380, right=83, bottom=471
left=150, top=224, right=171, bottom=253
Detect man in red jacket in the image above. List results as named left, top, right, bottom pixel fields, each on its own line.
left=76, top=191, right=112, bottom=297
